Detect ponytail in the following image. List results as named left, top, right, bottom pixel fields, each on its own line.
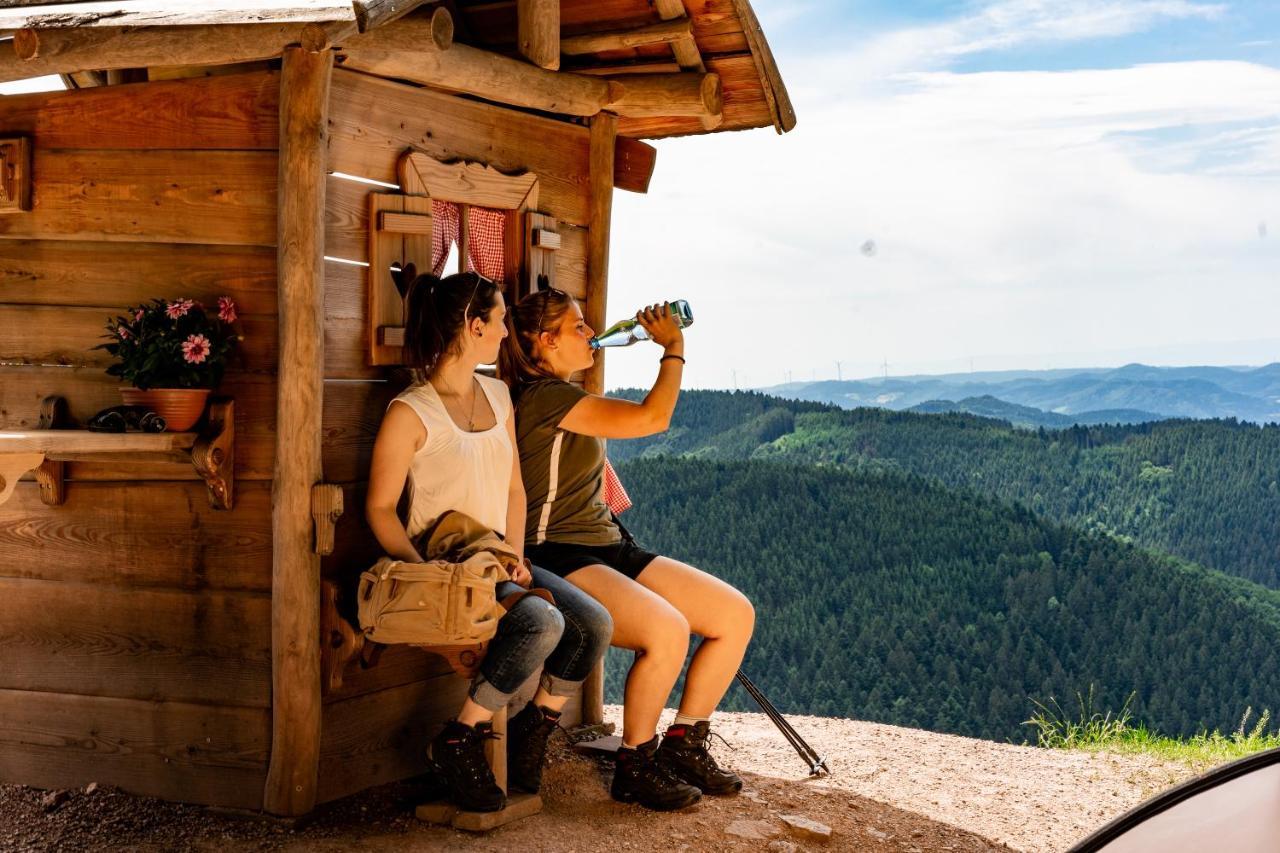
left=498, top=288, right=576, bottom=397
left=402, top=269, right=500, bottom=383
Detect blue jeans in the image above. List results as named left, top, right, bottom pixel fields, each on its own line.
left=469, top=565, right=613, bottom=711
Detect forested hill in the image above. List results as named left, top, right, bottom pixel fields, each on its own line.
left=610, top=458, right=1280, bottom=742
left=608, top=390, right=1280, bottom=588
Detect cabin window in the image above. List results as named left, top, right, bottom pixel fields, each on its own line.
left=430, top=201, right=507, bottom=282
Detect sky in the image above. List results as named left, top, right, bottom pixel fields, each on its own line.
left=604, top=0, right=1280, bottom=390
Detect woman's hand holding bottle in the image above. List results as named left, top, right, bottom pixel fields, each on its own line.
left=636, top=303, right=684, bottom=356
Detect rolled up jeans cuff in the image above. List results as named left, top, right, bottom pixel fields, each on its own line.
left=539, top=671, right=581, bottom=698
left=468, top=673, right=514, bottom=712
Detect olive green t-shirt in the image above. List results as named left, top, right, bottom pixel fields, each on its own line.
left=515, top=378, right=621, bottom=547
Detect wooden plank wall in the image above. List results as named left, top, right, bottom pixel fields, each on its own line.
left=0, top=72, right=279, bottom=810
left=316, top=70, right=589, bottom=804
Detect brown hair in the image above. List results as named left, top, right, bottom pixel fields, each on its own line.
left=498, top=287, right=577, bottom=396
left=401, top=267, right=501, bottom=383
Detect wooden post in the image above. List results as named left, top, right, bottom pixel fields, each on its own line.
left=517, top=0, right=559, bottom=70
left=264, top=45, right=332, bottom=818
left=584, top=112, right=615, bottom=397
left=581, top=112, right=617, bottom=724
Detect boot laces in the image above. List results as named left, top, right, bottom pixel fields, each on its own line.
left=448, top=724, right=500, bottom=783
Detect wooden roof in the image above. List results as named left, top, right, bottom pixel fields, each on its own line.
left=0, top=0, right=795, bottom=139
left=451, top=0, right=795, bottom=137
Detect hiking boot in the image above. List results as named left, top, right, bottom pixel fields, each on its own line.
left=611, top=735, right=702, bottom=811
left=507, top=702, right=561, bottom=794
left=658, top=721, right=743, bottom=795
left=430, top=720, right=506, bottom=812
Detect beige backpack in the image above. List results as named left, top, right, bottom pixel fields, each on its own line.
left=358, top=550, right=508, bottom=647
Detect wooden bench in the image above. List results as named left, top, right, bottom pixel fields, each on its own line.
left=319, top=578, right=543, bottom=830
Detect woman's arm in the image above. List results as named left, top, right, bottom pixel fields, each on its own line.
left=558, top=304, right=684, bottom=439
left=365, top=401, right=427, bottom=563
left=504, top=411, right=532, bottom=586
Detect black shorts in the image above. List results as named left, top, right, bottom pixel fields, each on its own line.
left=526, top=536, right=660, bottom=581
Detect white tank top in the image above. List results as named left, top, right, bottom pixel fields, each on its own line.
left=390, top=374, right=513, bottom=539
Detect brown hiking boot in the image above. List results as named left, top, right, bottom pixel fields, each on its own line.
left=658, top=721, right=743, bottom=795
left=611, top=735, right=702, bottom=811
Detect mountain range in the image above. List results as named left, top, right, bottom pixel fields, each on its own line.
left=760, top=363, right=1280, bottom=424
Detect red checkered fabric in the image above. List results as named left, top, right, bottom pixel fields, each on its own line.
left=430, top=200, right=461, bottom=276
left=603, top=458, right=632, bottom=515
left=466, top=205, right=506, bottom=281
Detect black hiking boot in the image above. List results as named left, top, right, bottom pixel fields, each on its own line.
left=611, top=735, right=702, bottom=811
left=658, top=721, right=743, bottom=795
left=507, top=702, right=562, bottom=794
left=430, top=720, right=506, bottom=812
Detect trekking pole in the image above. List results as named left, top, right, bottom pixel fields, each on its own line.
left=735, top=669, right=830, bottom=776
left=735, top=671, right=826, bottom=776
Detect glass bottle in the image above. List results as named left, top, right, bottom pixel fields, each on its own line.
left=589, top=300, right=694, bottom=349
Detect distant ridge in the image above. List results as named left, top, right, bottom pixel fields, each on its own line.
left=908, top=395, right=1168, bottom=429
left=760, top=363, right=1280, bottom=423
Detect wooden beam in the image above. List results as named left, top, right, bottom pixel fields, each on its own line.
left=338, top=40, right=606, bottom=116
left=321, top=0, right=441, bottom=46
left=353, top=0, right=429, bottom=33
left=560, top=17, right=691, bottom=56
left=338, top=40, right=716, bottom=122
left=0, top=0, right=356, bottom=29
left=728, top=0, right=796, bottom=133
left=264, top=45, right=332, bottom=819
left=607, top=72, right=720, bottom=119
left=339, top=6, right=453, bottom=51
left=517, top=0, right=558, bottom=70
left=5, top=23, right=335, bottom=82
left=653, top=0, right=704, bottom=73
left=583, top=111, right=615, bottom=396
left=4, top=10, right=452, bottom=84
left=614, top=135, right=655, bottom=194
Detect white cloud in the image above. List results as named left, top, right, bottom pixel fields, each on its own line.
left=605, top=56, right=1280, bottom=390
left=794, top=0, right=1227, bottom=97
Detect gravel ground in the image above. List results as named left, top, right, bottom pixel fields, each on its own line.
left=0, top=707, right=1199, bottom=852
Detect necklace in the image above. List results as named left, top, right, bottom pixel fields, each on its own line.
left=433, top=375, right=481, bottom=431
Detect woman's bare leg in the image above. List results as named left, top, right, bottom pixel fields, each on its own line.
left=564, top=564, right=690, bottom=746
left=634, top=557, right=755, bottom=718
left=457, top=699, right=495, bottom=728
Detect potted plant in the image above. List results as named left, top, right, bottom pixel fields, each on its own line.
left=96, top=297, right=242, bottom=431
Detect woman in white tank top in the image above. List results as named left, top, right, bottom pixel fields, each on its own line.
left=365, top=270, right=612, bottom=814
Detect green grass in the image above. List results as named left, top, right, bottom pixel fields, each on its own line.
left=1025, top=687, right=1280, bottom=769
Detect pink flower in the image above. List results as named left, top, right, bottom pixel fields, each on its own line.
left=166, top=298, right=194, bottom=319
left=134, top=309, right=145, bottom=321
left=117, top=326, right=130, bottom=340
left=217, top=296, right=238, bottom=324
left=182, top=334, right=211, bottom=364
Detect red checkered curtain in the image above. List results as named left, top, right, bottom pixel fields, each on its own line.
left=430, top=200, right=460, bottom=276
left=466, top=205, right=506, bottom=281
left=603, top=459, right=633, bottom=515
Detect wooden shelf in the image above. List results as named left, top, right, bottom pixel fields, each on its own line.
left=0, top=396, right=235, bottom=510
left=0, top=430, right=198, bottom=458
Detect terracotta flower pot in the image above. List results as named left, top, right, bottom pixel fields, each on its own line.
left=120, top=388, right=211, bottom=432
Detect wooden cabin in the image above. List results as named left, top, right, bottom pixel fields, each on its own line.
left=0, top=0, right=794, bottom=819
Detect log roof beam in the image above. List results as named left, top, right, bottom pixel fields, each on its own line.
left=517, top=0, right=557, bottom=70
left=0, top=0, right=357, bottom=29
left=336, top=39, right=721, bottom=124
left=653, top=0, right=704, bottom=73
left=1, top=8, right=451, bottom=85
left=560, top=17, right=691, bottom=57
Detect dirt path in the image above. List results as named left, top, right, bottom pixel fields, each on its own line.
left=0, top=707, right=1199, bottom=852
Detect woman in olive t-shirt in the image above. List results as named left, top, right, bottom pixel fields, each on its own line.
left=500, top=290, right=753, bottom=811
